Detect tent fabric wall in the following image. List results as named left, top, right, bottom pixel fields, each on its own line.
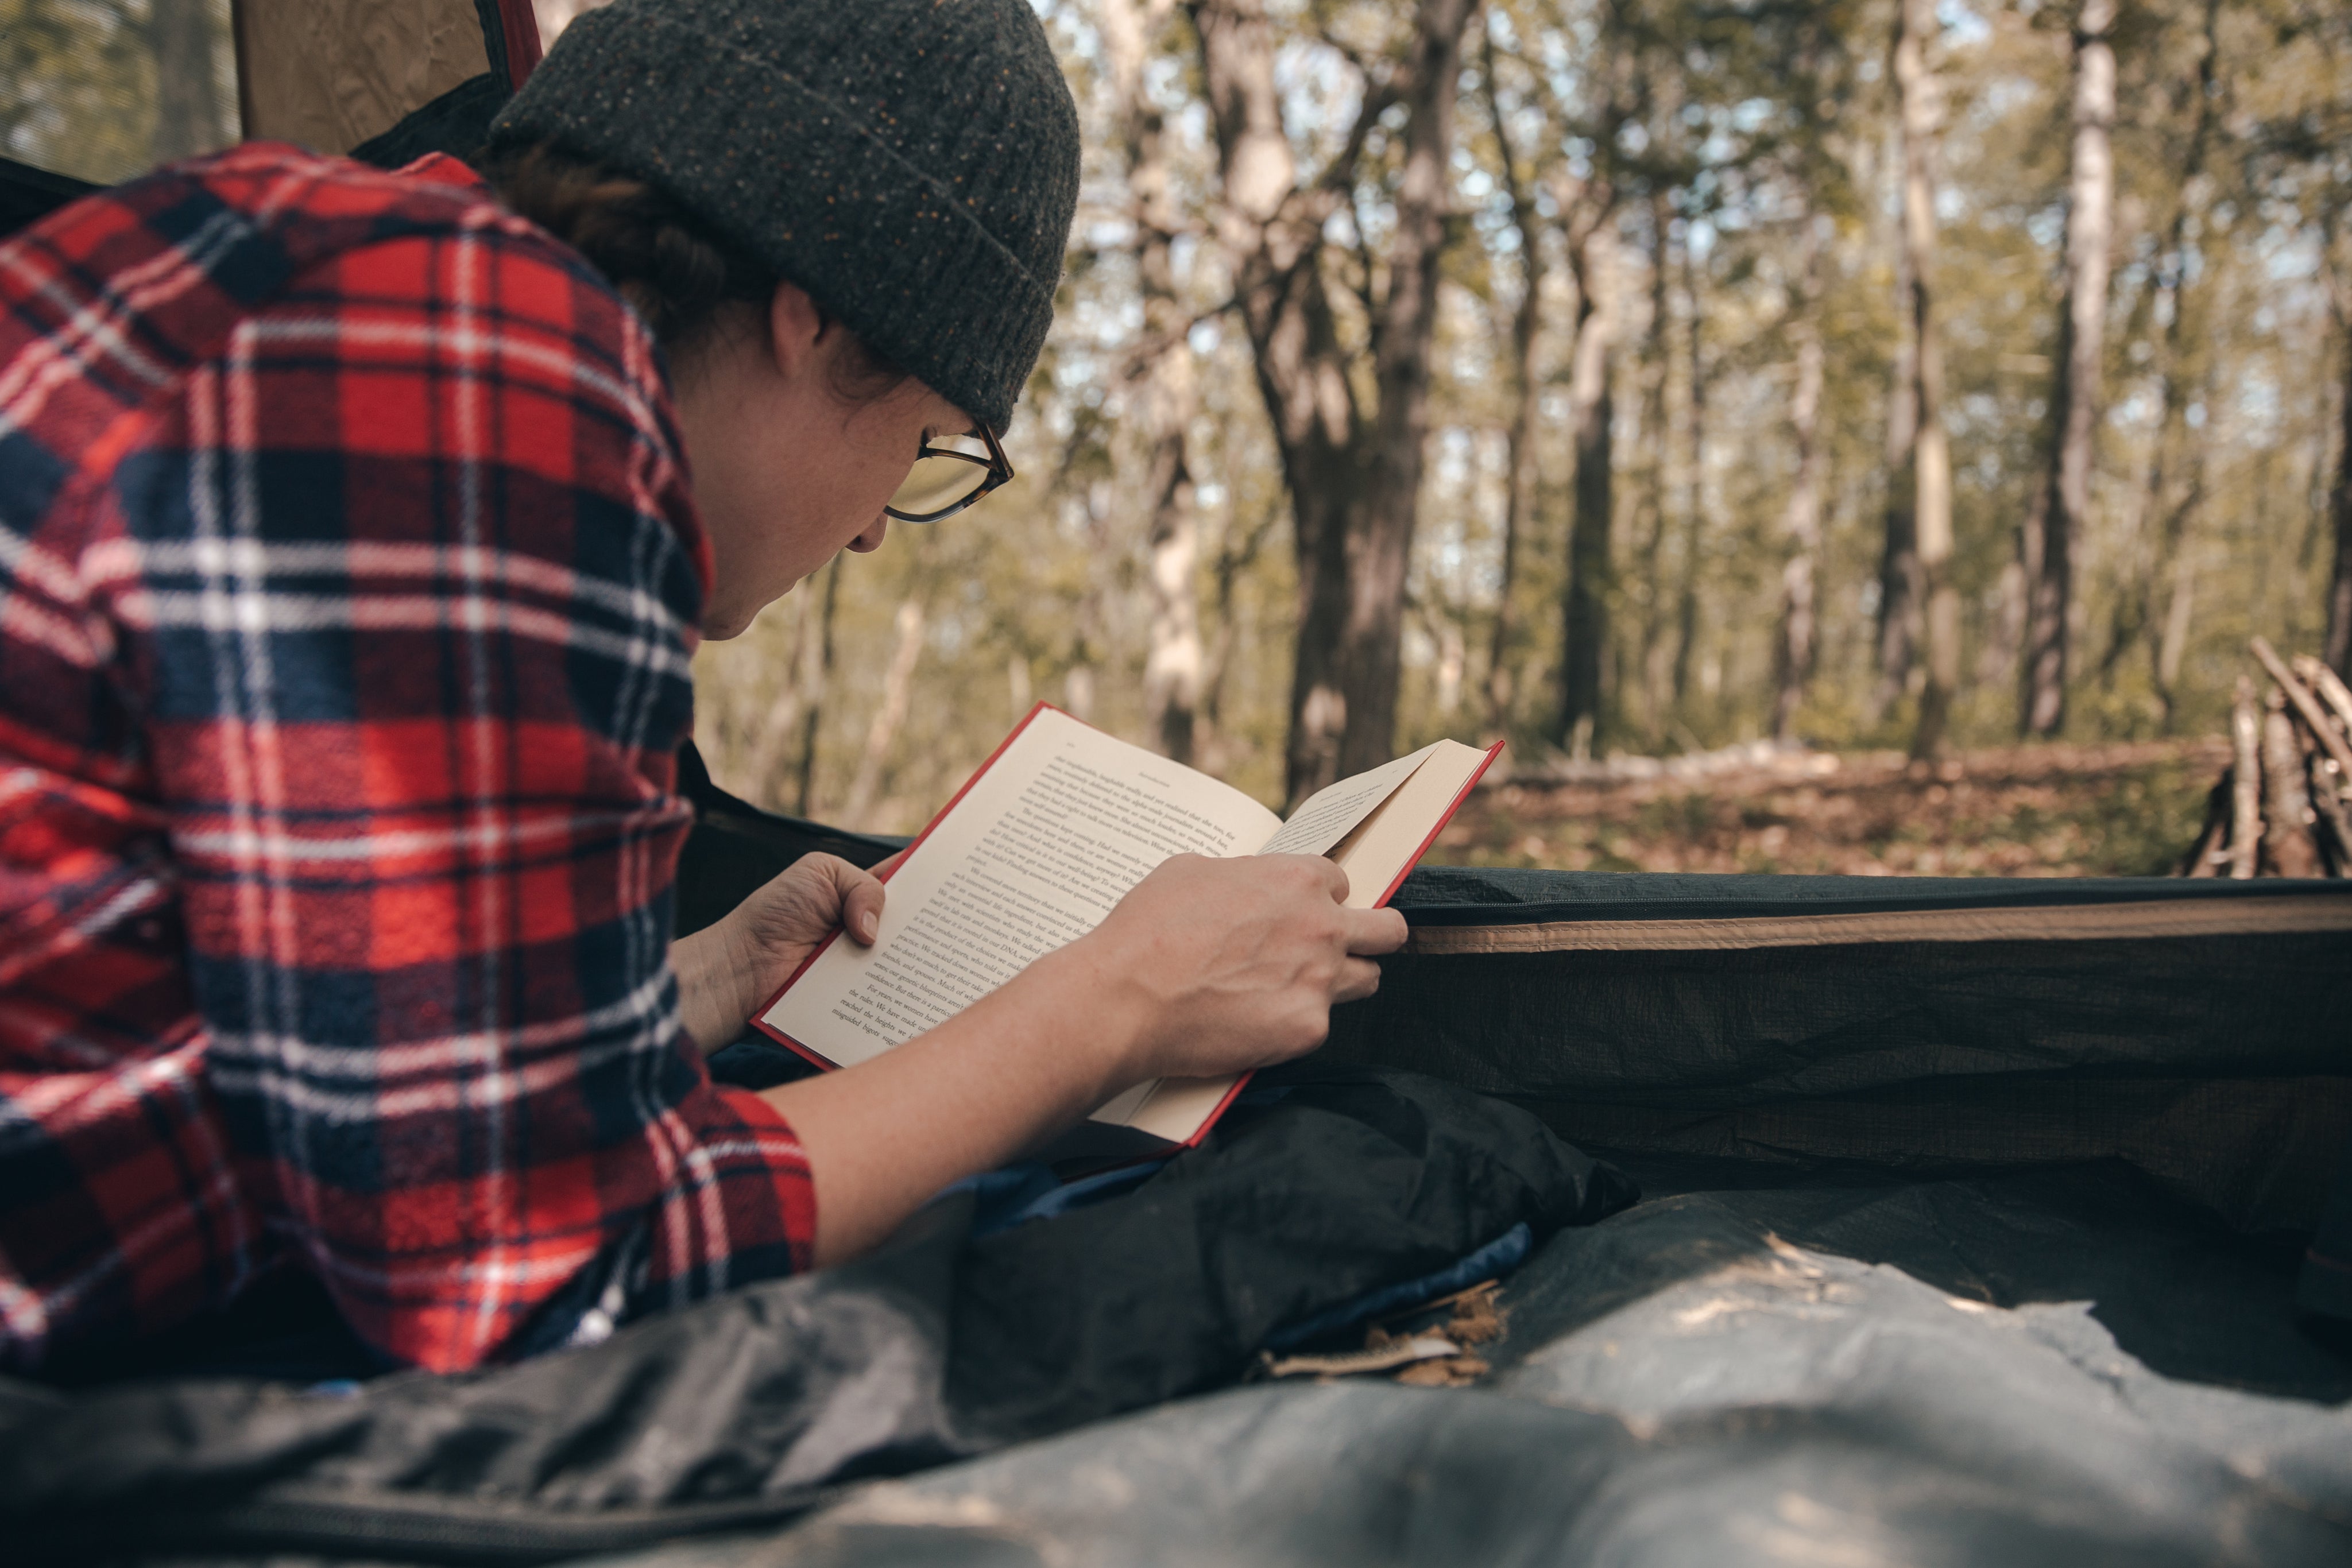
left=233, top=0, right=537, bottom=156
left=1332, top=869, right=2352, bottom=1235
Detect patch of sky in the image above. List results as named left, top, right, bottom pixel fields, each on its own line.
left=1938, top=0, right=1994, bottom=46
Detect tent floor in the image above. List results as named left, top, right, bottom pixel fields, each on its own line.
left=583, top=1156, right=2352, bottom=1568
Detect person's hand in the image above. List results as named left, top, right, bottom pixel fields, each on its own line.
left=759, top=853, right=1402, bottom=1268
left=1069, top=854, right=1409, bottom=1084
left=729, top=851, right=893, bottom=974
left=671, top=852, right=895, bottom=1052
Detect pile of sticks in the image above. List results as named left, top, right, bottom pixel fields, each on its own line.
left=2180, top=639, right=2352, bottom=879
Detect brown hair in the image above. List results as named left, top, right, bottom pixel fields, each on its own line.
left=483, top=141, right=907, bottom=398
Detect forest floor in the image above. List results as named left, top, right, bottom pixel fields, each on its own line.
left=1433, top=737, right=2228, bottom=878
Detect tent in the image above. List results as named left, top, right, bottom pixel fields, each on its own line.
left=0, top=0, right=544, bottom=232
left=7, top=757, right=2346, bottom=1564
left=5, top=5, right=2350, bottom=1561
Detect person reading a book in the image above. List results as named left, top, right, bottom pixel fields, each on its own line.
left=0, top=0, right=1406, bottom=1377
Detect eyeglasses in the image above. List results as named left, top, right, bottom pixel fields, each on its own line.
left=885, top=424, right=1015, bottom=523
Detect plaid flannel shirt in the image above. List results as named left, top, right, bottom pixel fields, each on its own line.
left=0, top=145, right=815, bottom=1375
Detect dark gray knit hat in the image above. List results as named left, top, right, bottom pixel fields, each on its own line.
left=489, top=0, right=1080, bottom=432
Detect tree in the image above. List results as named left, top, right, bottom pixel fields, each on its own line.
left=148, top=0, right=229, bottom=163
left=1189, top=0, right=1481, bottom=802
left=1894, top=0, right=1959, bottom=758
left=1555, top=190, right=1620, bottom=756
left=1870, top=167, right=1922, bottom=722
left=1772, top=215, right=1828, bottom=743
left=2328, top=224, right=2352, bottom=677
left=1479, top=18, right=1546, bottom=734
left=1549, top=9, right=1636, bottom=756
left=2018, top=0, right=2119, bottom=737
left=2102, top=0, right=2223, bottom=726
left=1101, top=0, right=1205, bottom=764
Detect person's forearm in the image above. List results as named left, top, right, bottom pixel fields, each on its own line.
left=759, top=939, right=1148, bottom=1266
left=670, top=919, right=765, bottom=1054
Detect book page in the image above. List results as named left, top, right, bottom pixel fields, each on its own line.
left=1326, top=740, right=1496, bottom=908
left=1256, top=742, right=1445, bottom=858
left=760, top=707, right=1281, bottom=1071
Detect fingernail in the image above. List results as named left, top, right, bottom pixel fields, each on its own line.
left=860, top=911, right=879, bottom=940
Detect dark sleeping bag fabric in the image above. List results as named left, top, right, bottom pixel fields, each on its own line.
left=0, top=1065, right=1632, bottom=1564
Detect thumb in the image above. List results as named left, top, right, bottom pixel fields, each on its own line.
left=830, top=860, right=888, bottom=944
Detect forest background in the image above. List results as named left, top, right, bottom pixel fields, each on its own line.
left=697, top=0, right=2352, bottom=849
left=7, top=0, right=2351, bottom=865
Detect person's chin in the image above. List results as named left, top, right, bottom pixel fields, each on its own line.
left=701, top=605, right=753, bottom=641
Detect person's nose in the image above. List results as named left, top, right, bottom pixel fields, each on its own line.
left=849, top=514, right=889, bottom=553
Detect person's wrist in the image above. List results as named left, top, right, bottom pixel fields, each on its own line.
left=1033, top=933, right=1160, bottom=1098
left=715, top=905, right=789, bottom=1036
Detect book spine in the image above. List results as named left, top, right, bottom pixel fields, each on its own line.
left=1179, top=1073, right=1253, bottom=1149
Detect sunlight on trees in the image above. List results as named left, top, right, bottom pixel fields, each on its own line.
left=691, top=0, right=2350, bottom=834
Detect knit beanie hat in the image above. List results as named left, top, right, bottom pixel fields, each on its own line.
left=488, top=0, right=1080, bottom=432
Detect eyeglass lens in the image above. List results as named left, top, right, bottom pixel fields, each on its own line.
left=889, top=432, right=994, bottom=517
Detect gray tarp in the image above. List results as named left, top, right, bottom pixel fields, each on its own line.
left=604, top=1163, right=2352, bottom=1567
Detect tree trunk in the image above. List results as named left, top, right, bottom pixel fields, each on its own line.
left=1481, top=26, right=1544, bottom=735
left=1897, top=0, right=1959, bottom=760
left=2106, top=0, right=2220, bottom=720
left=845, top=598, right=926, bottom=831
left=794, top=555, right=842, bottom=817
left=1557, top=220, right=1617, bottom=757
left=2328, top=275, right=2352, bottom=679
left=2261, top=692, right=2324, bottom=878
left=1672, top=240, right=1707, bottom=714
left=1869, top=227, right=1921, bottom=722
left=744, top=621, right=810, bottom=808
left=1198, top=474, right=1278, bottom=777
left=1635, top=191, right=1674, bottom=746
left=1191, top=0, right=1477, bottom=804
left=1104, top=0, right=1204, bottom=766
left=1772, top=220, right=1827, bottom=744
left=149, top=0, right=227, bottom=162
left=1331, top=0, right=1473, bottom=786
left=2229, top=677, right=2262, bottom=879
left=2155, top=535, right=2197, bottom=727
left=2020, top=0, right=2117, bottom=738
left=2137, top=0, right=2223, bottom=725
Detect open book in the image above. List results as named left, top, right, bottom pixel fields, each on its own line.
left=755, top=704, right=1501, bottom=1159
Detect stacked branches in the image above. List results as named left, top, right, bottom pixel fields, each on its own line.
left=2180, top=639, right=2352, bottom=878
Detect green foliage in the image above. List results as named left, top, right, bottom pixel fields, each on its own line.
left=0, top=1, right=236, bottom=183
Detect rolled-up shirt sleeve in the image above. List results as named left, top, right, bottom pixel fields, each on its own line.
left=117, top=214, right=813, bottom=1370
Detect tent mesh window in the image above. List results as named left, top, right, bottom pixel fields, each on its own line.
left=0, top=0, right=240, bottom=187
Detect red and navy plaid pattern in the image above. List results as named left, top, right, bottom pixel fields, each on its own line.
left=0, top=145, right=815, bottom=1375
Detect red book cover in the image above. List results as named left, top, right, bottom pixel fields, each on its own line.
left=750, top=707, right=1500, bottom=1150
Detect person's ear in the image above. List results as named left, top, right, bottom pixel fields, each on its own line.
left=764, top=280, right=827, bottom=386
